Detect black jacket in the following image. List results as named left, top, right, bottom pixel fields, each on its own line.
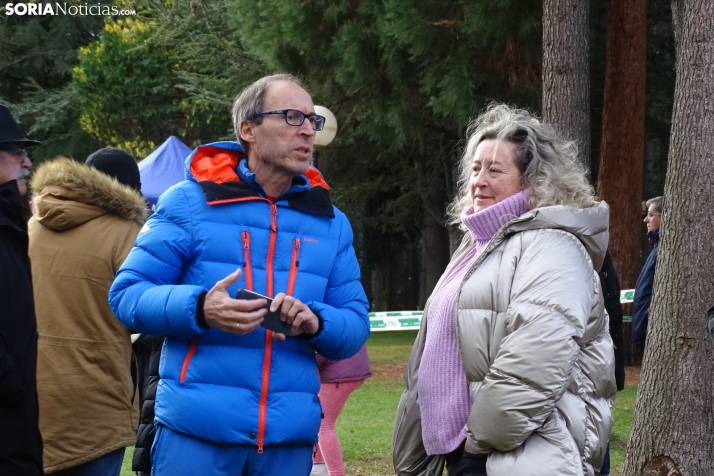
left=132, top=334, right=164, bottom=473
left=633, top=229, right=659, bottom=352
left=0, top=180, right=43, bottom=475
left=599, top=250, right=625, bottom=391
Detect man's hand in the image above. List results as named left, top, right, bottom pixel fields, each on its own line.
left=203, top=269, right=268, bottom=335
left=269, top=293, right=320, bottom=340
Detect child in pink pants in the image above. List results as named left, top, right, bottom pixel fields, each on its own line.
left=312, top=344, right=372, bottom=476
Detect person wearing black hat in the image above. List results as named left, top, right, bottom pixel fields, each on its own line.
left=0, top=104, right=44, bottom=476
left=28, top=150, right=147, bottom=475
left=85, top=147, right=142, bottom=192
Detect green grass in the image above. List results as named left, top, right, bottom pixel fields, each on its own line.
left=609, top=385, right=638, bottom=476
left=121, top=447, right=133, bottom=476
left=120, top=331, right=637, bottom=476
left=364, top=330, right=418, bottom=364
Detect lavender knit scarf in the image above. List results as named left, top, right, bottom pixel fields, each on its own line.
left=418, top=189, right=531, bottom=455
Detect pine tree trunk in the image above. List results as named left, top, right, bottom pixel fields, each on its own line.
left=542, top=0, right=590, bottom=165
left=595, top=0, right=647, bottom=289
left=622, top=0, right=714, bottom=474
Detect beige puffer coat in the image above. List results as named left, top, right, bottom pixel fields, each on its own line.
left=393, top=202, right=616, bottom=476
left=28, top=158, right=146, bottom=473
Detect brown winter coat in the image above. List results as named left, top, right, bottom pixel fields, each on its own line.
left=28, top=157, right=146, bottom=473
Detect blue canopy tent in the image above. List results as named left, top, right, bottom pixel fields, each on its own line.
left=139, top=136, right=193, bottom=206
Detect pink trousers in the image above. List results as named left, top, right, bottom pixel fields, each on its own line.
left=312, top=380, right=364, bottom=476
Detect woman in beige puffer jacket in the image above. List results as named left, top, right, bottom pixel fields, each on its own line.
left=392, top=104, right=616, bottom=476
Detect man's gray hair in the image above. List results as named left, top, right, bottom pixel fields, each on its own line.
left=646, top=196, right=663, bottom=214
left=231, top=74, right=307, bottom=152
left=447, top=103, right=596, bottom=224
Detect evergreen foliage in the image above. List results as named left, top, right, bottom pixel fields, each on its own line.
left=0, top=12, right=104, bottom=162
left=74, top=18, right=179, bottom=157
left=72, top=1, right=266, bottom=158
left=230, top=0, right=542, bottom=308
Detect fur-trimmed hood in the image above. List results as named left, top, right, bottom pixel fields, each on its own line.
left=30, top=157, right=147, bottom=231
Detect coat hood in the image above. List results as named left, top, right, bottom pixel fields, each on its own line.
left=30, top=157, right=147, bottom=231
left=503, top=201, right=610, bottom=271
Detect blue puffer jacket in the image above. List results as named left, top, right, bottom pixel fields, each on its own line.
left=109, top=141, right=370, bottom=450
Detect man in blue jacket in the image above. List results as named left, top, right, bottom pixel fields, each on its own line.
left=109, top=74, right=370, bottom=476
left=633, top=196, right=662, bottom=352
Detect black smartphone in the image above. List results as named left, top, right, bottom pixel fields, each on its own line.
left=234, top=289, right=292, bottom=335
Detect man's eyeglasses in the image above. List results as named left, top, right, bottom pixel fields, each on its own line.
left=257, top=109, right=326, bottom=131
left=646, top=212, right=661, bottom=218
left=0, top=146, right=28, bottom=160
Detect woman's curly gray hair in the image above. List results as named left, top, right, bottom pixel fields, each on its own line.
left=447, top=103, right=596, bottom=224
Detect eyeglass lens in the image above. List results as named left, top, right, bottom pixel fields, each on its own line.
left=285, top=110, right=325, bottom=131
left=0, top=147, right=27, bottom=160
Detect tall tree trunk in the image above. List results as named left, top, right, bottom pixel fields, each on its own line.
left=622, top=1, right=714, bottom=474
left=595, top=0, right=647, bottom=289
left=542, top=0, right=590, bottom=166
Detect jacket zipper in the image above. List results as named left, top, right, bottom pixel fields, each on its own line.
left=287, top=238, right=301, bottom=295
left=266, top=204, right=278, bottom=297
left=179, top=335, right=198, bottom=383
left=242, top=231, right=253, bottom=290
left=257, top=203, right=279, bottom=453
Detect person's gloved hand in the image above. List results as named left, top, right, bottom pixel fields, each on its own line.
left=446, top=440, right=487, bottom=476
left=460, top=451, right=487, bottom=475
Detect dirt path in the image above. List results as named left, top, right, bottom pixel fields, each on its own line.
left=625, top=365, right=641, bottom=387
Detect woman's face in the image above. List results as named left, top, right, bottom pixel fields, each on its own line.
left=470, top=139, right=523, bottom=213
left=644, top=203, right=661, bottom=232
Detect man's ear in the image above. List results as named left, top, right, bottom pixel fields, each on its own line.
left=240, top=121, right=256, bottom=147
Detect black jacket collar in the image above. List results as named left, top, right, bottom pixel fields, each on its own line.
left=647, top=228, right=660, bottom=248
left=0, top=180, right=27, bottom=234
left=199, top=179, right=335, bottom=218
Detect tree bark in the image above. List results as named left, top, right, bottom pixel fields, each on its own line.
left=542, top=0, right=590, bottom=166
left=622, top=0, right=714, bottom=474
left=595, top=0, right=647, bottom=290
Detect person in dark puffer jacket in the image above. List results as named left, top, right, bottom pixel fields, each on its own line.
left=132, top=334, right=164, bottom=476
left=600, top=250, right=625, bottom=391
left=597, top=250, right=624, bottom=476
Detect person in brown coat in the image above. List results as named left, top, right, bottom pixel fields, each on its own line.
left=28, top=150, right=147, bottom=475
